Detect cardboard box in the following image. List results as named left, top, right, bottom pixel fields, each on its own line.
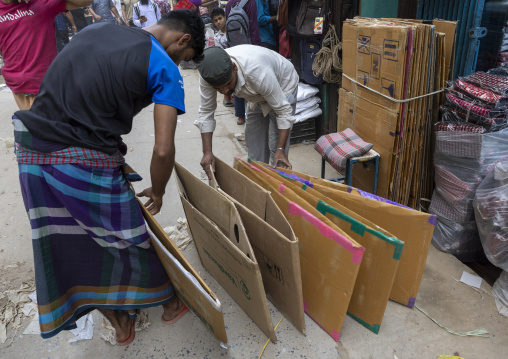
left=263, top=166, right=435, bottom=308
left=342, top=18, right=410, bottom=102
left=139, top=200, right=228, bottom=344
left=338, top=87, right=400, bottom=198
left=234, top=158, right=364, bottom=341
left=248, top=160, right=403, bottom=334
left=174, top=162, right=277, bottom=342
left=210, top=158, right=305, bottom=333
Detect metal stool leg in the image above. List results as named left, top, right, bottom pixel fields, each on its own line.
left=321, top=158, right=325, bottom=179
left=373, top=156, right=380, bottom=195
left=345, top=158, right=354, bottom=186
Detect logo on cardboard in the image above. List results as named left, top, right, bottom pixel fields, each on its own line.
left=358, top=35, right=371, bottom=55
left=240, top=280, right=250, bottom=300
left=371, top=53, right=381, bottom=80
left=381, top=78, right=396, bottom=98
left=357, top=70, right=369, bottom=86
left=383, top=40, right=399, bottom=61
left=262, top=255, right=284, bottom=284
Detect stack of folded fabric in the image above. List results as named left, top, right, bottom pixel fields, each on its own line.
left=294, top=83, right=322, bottom=124
left=430, top=71, right=508, bottom=262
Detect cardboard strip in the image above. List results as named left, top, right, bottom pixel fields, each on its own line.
left=210, top=158, right=305, bottom=333
left=174, top=162, right=277, bottom=342
left=233, top=158, right=363, bottom=341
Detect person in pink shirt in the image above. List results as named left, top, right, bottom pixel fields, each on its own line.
left=0, top=0, right=92, bottom=110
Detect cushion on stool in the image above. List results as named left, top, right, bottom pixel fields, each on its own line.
left=315, top=129, right=373, bottom=172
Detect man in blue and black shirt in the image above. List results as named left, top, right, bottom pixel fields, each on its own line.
left=13, top=10, right=205, bottom=345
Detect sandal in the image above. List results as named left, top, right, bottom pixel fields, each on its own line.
left=161, top=304, right=189, bottom=325
left=223, top=99, right=234, bottom=107
left=116, top=318, right=135, bottom=346
left=237, top=117, right=245, bottom=125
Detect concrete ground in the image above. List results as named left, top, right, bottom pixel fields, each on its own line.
left=0, top=68, right=507, bottom=359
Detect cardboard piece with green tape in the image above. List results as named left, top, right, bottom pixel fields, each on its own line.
left=248, top=160, right=404, bottom=334
left=233, top=157, right=364, bottom=341
left=261, top=165, right=435, bottom=308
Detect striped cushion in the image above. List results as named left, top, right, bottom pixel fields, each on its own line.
left=315, top=129, right=373, bottom=172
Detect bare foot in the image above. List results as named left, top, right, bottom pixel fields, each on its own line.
left=161, top=297, right=183, bottom=322
left=98, top=308, right=133, bottom=342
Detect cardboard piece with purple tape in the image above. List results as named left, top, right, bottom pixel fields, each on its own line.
left=249, top=160, right=404, bottom=334
left=265, top=165, right=435, bottom=308
left=233, top=157, right=364, bottom=341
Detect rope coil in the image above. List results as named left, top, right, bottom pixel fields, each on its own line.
left=312, top=25, right=342, bottom=83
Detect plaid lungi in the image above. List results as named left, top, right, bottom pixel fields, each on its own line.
left=18, top=162, right=175, bottom=338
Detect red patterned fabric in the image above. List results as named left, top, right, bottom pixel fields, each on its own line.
left=15, top=143, right=125, bottom=169
left=446, top=92, right=491, bottom=117
left=465, top=71, right=508, bottom=95
left=434, top=165, right=474, bottom=205
left=434, top=123, right=485, bottom=158
left=314, top=129, right=373, bottom=172
left=455, top=79, right=504, bottom=105
left=429, top=190, right=474, bottom=223
left=173, top=0, right=197, bottom=10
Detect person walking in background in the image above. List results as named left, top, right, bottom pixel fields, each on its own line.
left=68, top=7, right=89, bottom=32
left=89, top=0, right=122, bottom=24
left=0, top=0, right=92, bottom=110
left=153, top=0, right=170, bottom=16
left=255, top=0, right=276, bottom=50
left=211, top=6, right=232, bottom=107
left=225, top=0, right=260, bottom=125
left=123, top=0, right=138, bottom=26
left=132, top=0, right=160, bottom=27
left=55, top=12, right=72, bottom=52
left=112, top=0, right=128, bottom=24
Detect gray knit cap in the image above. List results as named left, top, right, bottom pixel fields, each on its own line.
left=197, top=47, right=233, bottom=87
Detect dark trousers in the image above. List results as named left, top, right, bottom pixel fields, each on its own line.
left=56, top=30, right=69, bottom=53
left=234, top=96, right=245, bottom=118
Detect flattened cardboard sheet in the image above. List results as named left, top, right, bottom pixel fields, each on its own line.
left=210, top=158, right=305, bottom=333
left=174, top=162, right=277, bottom=342
left=263, top=166, right=435, bottom=308
left=139, top=201, right=228, bottom=344
left=251, top=160, right=403, bottom=334
left=234, top=158, right=364, bottom=341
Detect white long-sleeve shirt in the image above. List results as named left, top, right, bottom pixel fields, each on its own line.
left=132, top=1, right=160, bottom=28
left=195, top=45, right=299, bottom=133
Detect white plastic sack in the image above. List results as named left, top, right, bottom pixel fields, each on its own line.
left=294, top=107, right=322, bottom=124
left=295, top=95, right=321, bottom=115
left=474, top=161, right=508, bottom=271
left=296, top=83, right=319, bottom=101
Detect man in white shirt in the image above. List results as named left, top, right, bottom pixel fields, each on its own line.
left=132, top=0, right=160, bottom=27
left=196, top=45, right=299, bottom=178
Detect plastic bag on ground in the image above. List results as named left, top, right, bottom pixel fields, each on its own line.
left=474, top=161, right=508, bottom=271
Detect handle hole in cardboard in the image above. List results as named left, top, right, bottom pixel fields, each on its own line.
left=234, top=224, right=240, bottom=243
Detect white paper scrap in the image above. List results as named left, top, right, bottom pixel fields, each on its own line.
left=69, top=313, right=94, bottom=343
left=460, top=271, right=482, bottom=289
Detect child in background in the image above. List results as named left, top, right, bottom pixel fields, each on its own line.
left=211, top=7, right=233, bottom=107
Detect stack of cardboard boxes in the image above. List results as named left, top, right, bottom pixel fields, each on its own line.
left=338, top=17, right=457, bottom=209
